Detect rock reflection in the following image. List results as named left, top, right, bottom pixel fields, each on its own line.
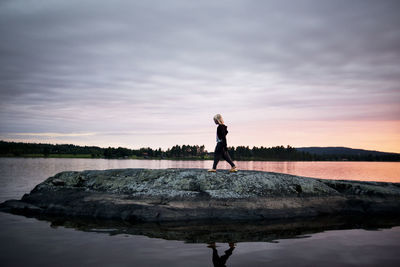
left=12, top=213, right=400, bottom=243
left=208, top=242, right=235, bottom=267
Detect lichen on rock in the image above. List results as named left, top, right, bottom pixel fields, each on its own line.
left=1, top=168, right=400, bottom=222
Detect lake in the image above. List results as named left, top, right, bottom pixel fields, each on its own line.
left=0, top=158, right=399, bottom=266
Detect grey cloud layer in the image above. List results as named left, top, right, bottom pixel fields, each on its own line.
left=0, top=0, right=399, bottom=136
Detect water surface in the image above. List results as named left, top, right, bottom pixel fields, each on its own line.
left=1, top=212, right=399, bottom=267
left=1, top=158, right=399, bottom=266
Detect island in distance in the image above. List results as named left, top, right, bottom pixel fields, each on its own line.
left=1, top=168, right=400, bottom=222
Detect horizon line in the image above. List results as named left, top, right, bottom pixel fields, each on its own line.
left=1, top=139, right=399, bottom=155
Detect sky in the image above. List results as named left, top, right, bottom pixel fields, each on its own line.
left=0, top=0, right=399, bottom=153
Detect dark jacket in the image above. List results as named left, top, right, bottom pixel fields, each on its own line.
left=217, top=124, right=228, bottom=148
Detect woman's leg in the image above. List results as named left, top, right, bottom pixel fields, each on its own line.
left=212, top=247, right=220, bottom=265
left=212, top=144, right=223, bottom=169
left=222, top=147, right=235, bottom=167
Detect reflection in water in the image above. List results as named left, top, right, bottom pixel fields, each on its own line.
left=208, top=242, right=235, bottom=267
left=6, top=213, right=396, bottom=266
left=235, top=161, right=400, bottom=182
left=1, top=212, right=399, bottom=267
left=13, top=212, right=400, bottom=243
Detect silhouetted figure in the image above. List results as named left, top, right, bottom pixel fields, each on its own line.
left=208, top=114, right=237, bottom=173
left=208, top=242, right=235, bottom=267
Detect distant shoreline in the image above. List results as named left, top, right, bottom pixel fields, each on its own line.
left=1, top=141, right=399, bottom=162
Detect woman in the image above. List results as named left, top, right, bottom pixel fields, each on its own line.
left=208, top=114, right=237, bottom=172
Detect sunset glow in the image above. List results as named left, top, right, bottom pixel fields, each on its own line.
left=0, top=1, right=399, bottom=153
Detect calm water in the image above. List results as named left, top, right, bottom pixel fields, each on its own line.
left=0, top=158, right=400, bottom=266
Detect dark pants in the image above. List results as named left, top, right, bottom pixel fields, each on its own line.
left=213, top=142, right=235, bottom=169
left=212, top=247, right=234, bottom=267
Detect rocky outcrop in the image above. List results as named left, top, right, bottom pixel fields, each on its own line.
left=1, top=168, right=400, bottom=222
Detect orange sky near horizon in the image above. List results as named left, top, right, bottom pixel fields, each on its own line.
left=2, top=119, right=399, bottom=154
left=230, top=120, right=400, bottom=154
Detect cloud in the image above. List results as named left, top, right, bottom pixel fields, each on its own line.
left=0, top=0, right=399, bottom=150
left=6, top=132, right=97, bottom=137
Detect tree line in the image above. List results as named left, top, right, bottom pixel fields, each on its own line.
left=0, top=141, right=208, bottom=159
left=227, top=145, right=316, bottom=161
left=0, top=141, right=398, bottom=161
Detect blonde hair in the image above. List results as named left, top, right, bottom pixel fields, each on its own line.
left=213, top=114, right=224, bottom=125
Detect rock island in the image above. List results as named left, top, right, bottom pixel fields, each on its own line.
left=1, top=168, right=400, bottom=222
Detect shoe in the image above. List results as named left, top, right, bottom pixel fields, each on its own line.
left=208, top=169, right=216, bottom=172
left=229, top=166, right=238, bottom=172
